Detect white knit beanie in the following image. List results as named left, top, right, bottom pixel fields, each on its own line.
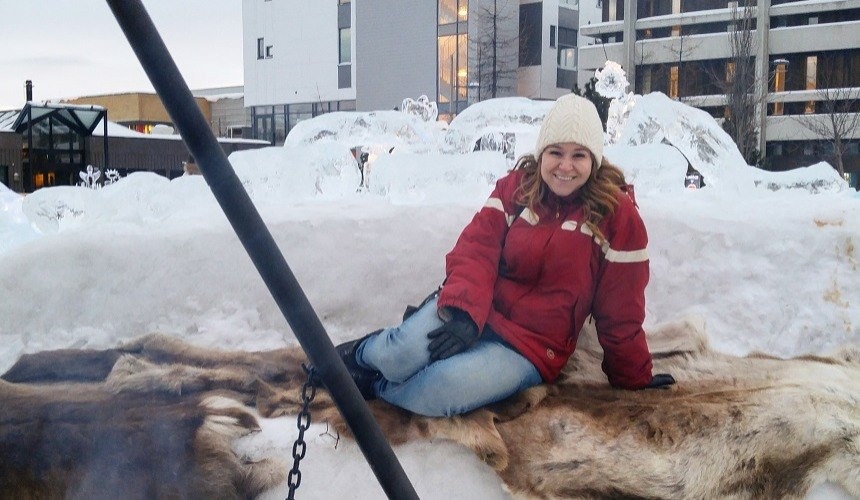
left=534, top=94, right=605, bottom=167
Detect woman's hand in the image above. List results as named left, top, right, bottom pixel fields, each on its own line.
left=427, top=308, right=479, bottom=361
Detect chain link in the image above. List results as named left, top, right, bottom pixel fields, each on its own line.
left=287, top=364, right=317, bottom=500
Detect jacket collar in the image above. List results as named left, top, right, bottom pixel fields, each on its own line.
left=534, top=188, right=583, bottom=220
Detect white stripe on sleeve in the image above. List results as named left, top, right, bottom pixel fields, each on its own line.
left=603, top=246, right=649, bottom=263
left=484, top=197, right=518, bottom=226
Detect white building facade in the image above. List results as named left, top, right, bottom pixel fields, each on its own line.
left=577, top=0, right=860, bottom=176
left=243, top=0, right=581, bottom=143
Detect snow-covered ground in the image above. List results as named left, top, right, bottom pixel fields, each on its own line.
left=0, top=95, right=857, bottom=499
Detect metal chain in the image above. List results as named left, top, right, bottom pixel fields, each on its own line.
left=287, top=364, right=317, bottom=500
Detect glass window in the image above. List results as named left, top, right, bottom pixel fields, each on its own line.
left=439, top=0, right=457, bottom=24
left=458, top=0, right=468, bottom=21
left=339, top=28, right=351, bottom=64
left=558, top=27, right=577, bottom=46
left=805, top=56, right=817, bottom=91
left=519, top=3, right=543, bottom=66
left=438, top=35, right=456, bottom=103
left=457, top=33, right=468, bottom=99
left=257, top=38, right=265, bottom=60
left=669, top=66, right=679, bottom=98
left=558, top=48, right=576, bottom=69
left=641, top=67, right=652, bottom=93
left=805, top=56, right=817, bottom=113
left=771, top=60, right=787, bottom=115
left=601, top=0, right=625, bottom=20
left=439, top=0, right=467, bottom=24
left=438, top=30, right=468, bottom=112
left=338, top=64, right=351, bottom=88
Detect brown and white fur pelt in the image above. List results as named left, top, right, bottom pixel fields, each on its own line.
left=0, top=355, right=288, bottom=498
left=3, top=317, right=858, bottom=499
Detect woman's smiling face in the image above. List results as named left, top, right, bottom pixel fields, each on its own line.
left=539, top=142, right=594, bottom=197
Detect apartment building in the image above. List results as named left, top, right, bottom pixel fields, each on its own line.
left=243, top=0, right=580, bottom=144
left=577, top=0, right=860, bottom=177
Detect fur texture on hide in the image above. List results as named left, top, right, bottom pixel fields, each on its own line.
left=3, top=317, right=858, bottom=499
left=1, top=362, right=287, bottom=498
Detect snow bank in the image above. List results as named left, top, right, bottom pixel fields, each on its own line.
left=750, top=161, right=850, bottom=194
left=1, top=95, right=856, bottom=368
left=0, top=182, right=23, bottom=218
left=368, top=151, right=509, bottom=204
left=640, top=188, right=858, bottom=356
left=0, top=184, right=38, bottom=255
left=1, top=145, right=857, bottom=370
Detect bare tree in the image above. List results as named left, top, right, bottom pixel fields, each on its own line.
left=469, top=0, right=520, bottom=99
left=795, top=84, right=860, bottom=177
left=719, top=3, right=761, bottom=165
left=631, top=27, right=701, bottom=100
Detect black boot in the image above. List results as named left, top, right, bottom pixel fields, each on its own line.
left=333, top=330, right=382, bottom=400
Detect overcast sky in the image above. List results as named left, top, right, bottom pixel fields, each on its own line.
left=0, top=1, right=243, bottom=110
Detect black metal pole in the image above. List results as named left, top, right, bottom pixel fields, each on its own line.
left=104, top=2, right=418, bottom=498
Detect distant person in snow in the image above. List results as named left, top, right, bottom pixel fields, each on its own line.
left=334, top=94, right=675, bottom=417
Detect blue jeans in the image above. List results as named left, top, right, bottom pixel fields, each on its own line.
left=355, top=296, right=542, bottom=417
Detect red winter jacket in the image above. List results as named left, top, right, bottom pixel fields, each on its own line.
left=437, top=169, right=653, bottom=388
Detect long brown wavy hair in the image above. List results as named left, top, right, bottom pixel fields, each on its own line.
left=513, top=153, right=627, bottom=243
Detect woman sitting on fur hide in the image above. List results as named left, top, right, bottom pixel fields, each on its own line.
left=335, top=94, right=675, bottom=417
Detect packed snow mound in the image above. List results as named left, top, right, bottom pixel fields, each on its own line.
left=21, top=144, right=366, bottom=234
left=8, top=143, right=512, bottom=237
left=4, top=94, right=853, bottom=244
left=22, top=186, right=115, bottom=233
left=369, top=151, right=509, bottom=204
left=618, top=92, right=754, bottom=191
left=605, top=144, right=689, bottom=195
left=0, top=184, right=36, bottom=255
left=443, top=97, right=555, bottom=159
left=0, top=182, right=22, bottom=215
left=228, top=143, right=362, bottom=201
left=282, top=110, right=440, bottom=154
left=750, top=161, right=850, bottom=194
left=21, top=173, right=224, bottom=233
